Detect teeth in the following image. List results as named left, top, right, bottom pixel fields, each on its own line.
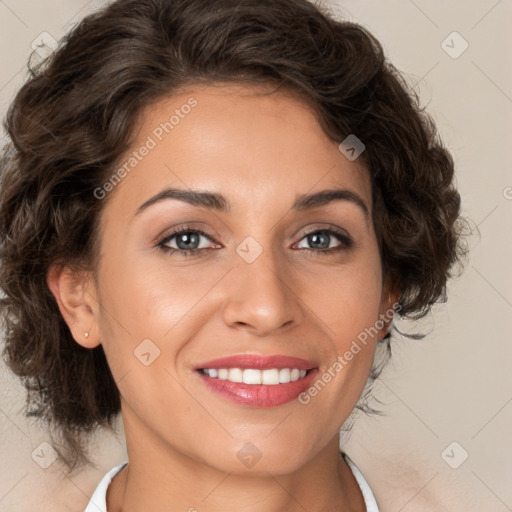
left=202, top=368, right=308, bottom=384
left=243, top=369, right=262, bottom=384
left=228, top=368, right=243, bottom=383
left=279, top=368, right=290, bottom=383
left=262, top=368, right=279, bottom=385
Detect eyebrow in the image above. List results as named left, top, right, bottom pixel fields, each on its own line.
left=136, top=188, right=229, bottom=215
left=135, top=187, right=369, bottom=219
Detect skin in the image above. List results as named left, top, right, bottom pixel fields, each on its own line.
left=48, top=83, right=399, bottom=512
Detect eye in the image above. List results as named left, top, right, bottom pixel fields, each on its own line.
left=157, top=227, right=220, bottom=256
left=155, top=226, right=352, bottom=258
left=294, top=228, right=352, bottom=252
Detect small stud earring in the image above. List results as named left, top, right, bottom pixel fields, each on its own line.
left=84, top=332, right=89, bottom=338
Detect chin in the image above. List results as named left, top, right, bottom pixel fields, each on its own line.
left=202, top=438, right=315, bottom=476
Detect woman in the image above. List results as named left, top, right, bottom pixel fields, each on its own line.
left=0, top=0, right=466, bottom=510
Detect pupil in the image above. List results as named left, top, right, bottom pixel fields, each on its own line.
left=177, top=232, right=199, bottom=250
left=309, top=232, right=329, bottom=249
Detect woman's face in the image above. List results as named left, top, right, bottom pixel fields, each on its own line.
left=85, top=84, right=396, bottom=475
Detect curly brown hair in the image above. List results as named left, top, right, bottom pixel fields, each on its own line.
left=0, top=0, right=467, bottom=474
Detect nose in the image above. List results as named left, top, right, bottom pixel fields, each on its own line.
left=221, top=248, right=303, bottom=336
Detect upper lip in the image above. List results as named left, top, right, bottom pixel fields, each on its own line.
left=194, top=354, right=318, bottom=371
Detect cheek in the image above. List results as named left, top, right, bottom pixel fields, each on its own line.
left=295, top=253, right=384, bottom=394
left=299, top=255, right=384, bottom=340
left=94, top=247, right=230, bottom=382
left=96, top=238, right=217, bottom=332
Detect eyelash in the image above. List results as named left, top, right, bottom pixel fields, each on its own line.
left=156, top=225, right=353, bottom=257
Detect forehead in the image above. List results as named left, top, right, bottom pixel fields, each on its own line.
left=101, top=83, right=372, bottom=218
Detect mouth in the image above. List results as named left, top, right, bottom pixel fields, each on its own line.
left=194, top=354, right=319, bottom=408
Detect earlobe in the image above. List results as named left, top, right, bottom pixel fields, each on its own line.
left=46, top=264, right=101, bottom=349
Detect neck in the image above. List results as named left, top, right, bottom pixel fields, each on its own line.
left=107, top=407, right=365, bottom=512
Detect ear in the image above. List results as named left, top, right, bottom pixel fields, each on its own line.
left=47, top=264, right=101, bottom=349
left=377, top=278, right=401, bottom=339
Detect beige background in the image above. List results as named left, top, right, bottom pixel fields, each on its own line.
left=1, top=1, right=511, bottom=511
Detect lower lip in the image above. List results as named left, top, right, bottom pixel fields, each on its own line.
left=196, top=369, right=319, bottom=408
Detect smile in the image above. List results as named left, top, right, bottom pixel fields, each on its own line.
left=200, top=367, right=308, bottom=385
